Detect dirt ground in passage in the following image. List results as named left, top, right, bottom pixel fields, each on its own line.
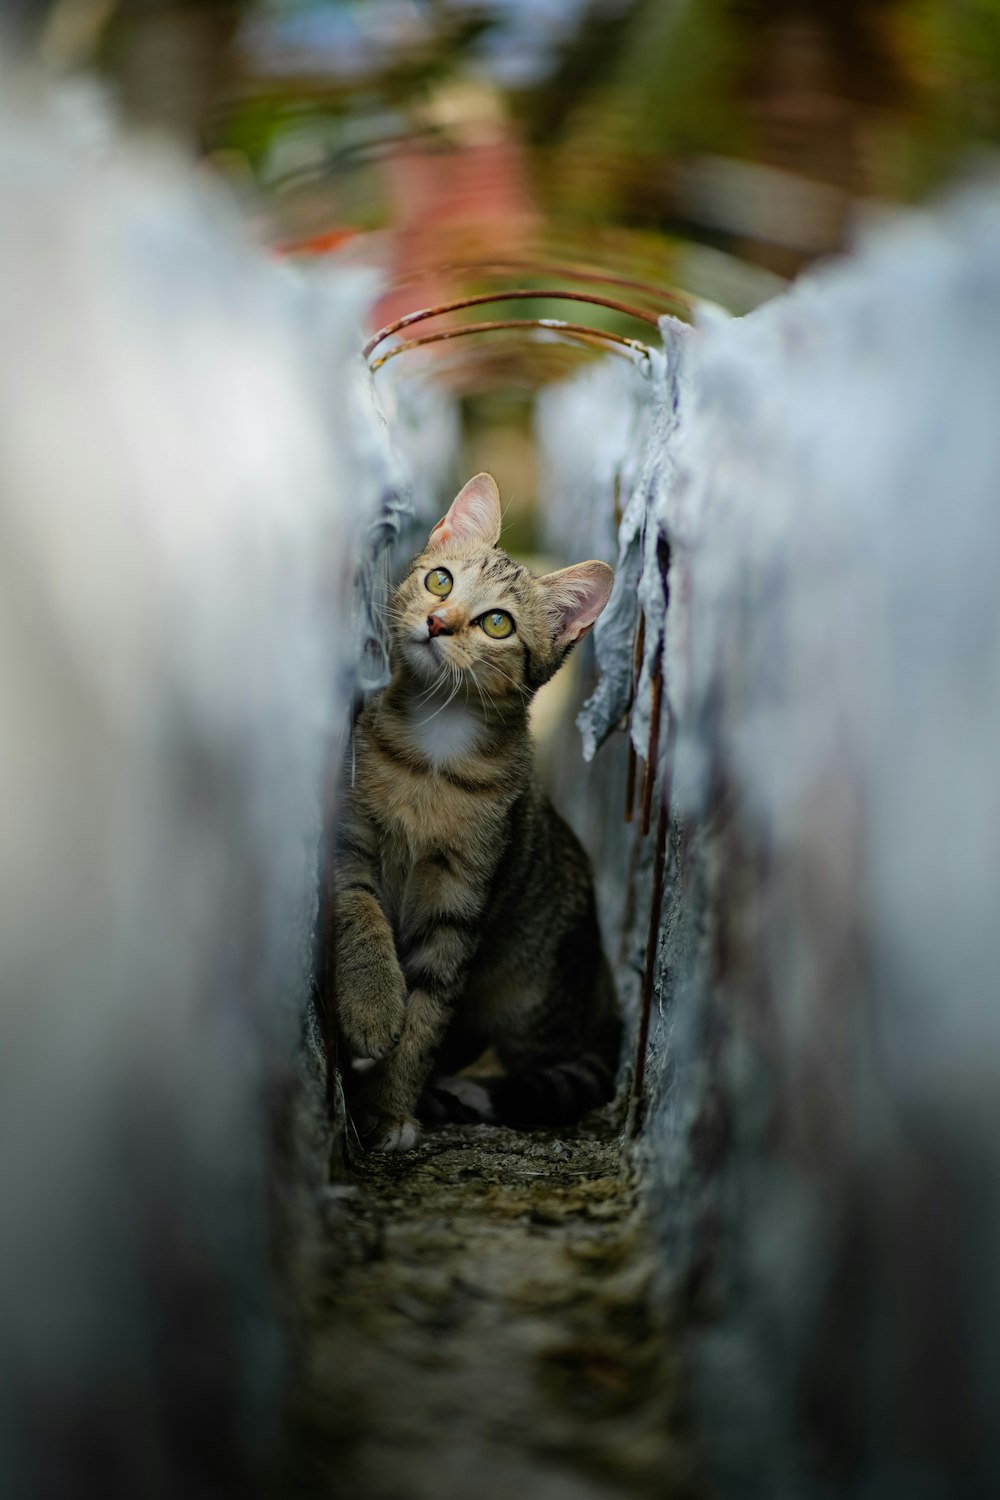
left=285, top=1114, right=698, bottom=1500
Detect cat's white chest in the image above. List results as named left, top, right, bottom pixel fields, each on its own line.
left=406, top=700, right=482, bottom=768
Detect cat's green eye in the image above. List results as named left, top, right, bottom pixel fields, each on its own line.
left=480, top=610, right=515, bottom=640
left=425, top=568, right=453, bottom=598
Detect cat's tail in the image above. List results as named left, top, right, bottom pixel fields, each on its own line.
left=421, top=1053, right=617, bottom=1129
left=493, top=1052, right=619, bottom=1126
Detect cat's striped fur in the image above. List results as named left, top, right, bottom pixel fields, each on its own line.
left=334, top=473, right=620, bottom=1151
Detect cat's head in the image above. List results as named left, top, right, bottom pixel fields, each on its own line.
left=392, top=473, right=614, bottom=710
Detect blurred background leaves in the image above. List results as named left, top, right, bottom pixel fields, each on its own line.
left=18, top=0, right=998, bottom=259
left=11, top=0, right=999, bottom=536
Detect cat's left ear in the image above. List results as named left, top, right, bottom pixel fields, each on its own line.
left=540, top=561, right=615, bottom=647
left=427, top=473, right=502, bottom=550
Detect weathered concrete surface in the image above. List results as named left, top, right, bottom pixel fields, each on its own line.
left=286, top=1115, right=697, bottom=1500
left=538, top=187, right=1000, bottom=1497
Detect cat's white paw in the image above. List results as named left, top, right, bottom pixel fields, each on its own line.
left=435, top=1076, right=496, bottom=1121
left=367, top=1115, right=420, bottom=1153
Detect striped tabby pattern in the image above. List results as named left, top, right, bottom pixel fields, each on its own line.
left=335, top=473, right=620, bottom=1151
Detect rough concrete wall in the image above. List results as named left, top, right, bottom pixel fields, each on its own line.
left=533, top=350, right=661, bottom=1034
left=0, top=80, right=374, bottom=1498
left=538, top=189, right=1000, bottom=1497
left=346, top=358, right=463, bottom=695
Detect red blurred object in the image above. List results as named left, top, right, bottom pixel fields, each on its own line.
left=273, top=226, right=359, bottom=257
left=375, top=130, right=539, bottom=329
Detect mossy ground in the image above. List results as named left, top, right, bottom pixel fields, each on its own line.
left=284, top=1113, right=697, bottom=1500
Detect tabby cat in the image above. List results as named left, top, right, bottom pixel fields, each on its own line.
left=334, top=473, right=621, bottom=1151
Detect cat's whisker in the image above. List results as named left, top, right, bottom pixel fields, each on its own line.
left=483, top=660, right=531, bottom=705
left=452, top=658, right=476, bottom=703
left=413, top=656, right=460, bottom=705
left=411, top=678, right=441, bottom=706
left=468, top=667, right=491, bottom=720
left=377, top=601, right=416, bottom=631
left=412, top=669, right=448, bottom=706
left=469, top=666, right=505, bottom=722
left=417, top=671, right=463, bottom=726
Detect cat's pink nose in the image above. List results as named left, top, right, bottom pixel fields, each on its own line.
left=427, top=612, right=453, bottom=638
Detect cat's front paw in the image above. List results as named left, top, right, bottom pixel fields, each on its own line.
left=362, top=1113, right=420, bottom=1153
left=338, top=974, right=406, bottom=1061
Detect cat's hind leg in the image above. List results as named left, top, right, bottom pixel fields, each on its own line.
left=484, top=954, right=623, bottom=1128
left=422, top=1054, right=618, bottom=1129
left=418, top=1015, right=493, bottom=1123
left=489, top=1053, right=617, bottom=1127
left=419, top=1074, right=497, bottom=1124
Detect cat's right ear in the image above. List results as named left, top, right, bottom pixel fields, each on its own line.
left=539, top=561, right=614, bottom=647
left=427, top=473, right=502, bottom=550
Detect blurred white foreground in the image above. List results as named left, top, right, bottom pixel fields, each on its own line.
left=0, top=78, right=367, bottom=1496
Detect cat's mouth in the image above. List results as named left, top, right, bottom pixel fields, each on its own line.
left=403, top=630, right=449, bottom=678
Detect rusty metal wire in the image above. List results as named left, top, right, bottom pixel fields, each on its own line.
left=364, top=287, right=660, bottom=363
left=627, top=800, right=669, bottom=1139
left=640, top=657, right=664, bottom=838
left=369, top=318, right=652, bottom=372
left=271, top=232, right=695, bottom=320
left=383, top=259, right=695, bottom=319
left=624, top=612, right=646, bottom=824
